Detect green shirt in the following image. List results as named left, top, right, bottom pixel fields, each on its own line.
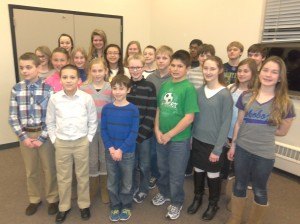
left=158, top=79, right=199, bottom=141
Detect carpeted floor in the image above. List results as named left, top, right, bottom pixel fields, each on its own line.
left=0, top=147, right=299, bottom=224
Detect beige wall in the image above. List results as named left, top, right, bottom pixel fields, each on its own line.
left=1, top=0, right=299, bottom=147
left=150, top=0, right=266, bottom=61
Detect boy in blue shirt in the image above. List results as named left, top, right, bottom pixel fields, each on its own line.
left=101, top=75, right=139, bottom=222
left=152, top=50, right=199, bottom=220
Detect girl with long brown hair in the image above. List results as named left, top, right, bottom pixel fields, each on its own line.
left=227, top=56, right=295, bottom=224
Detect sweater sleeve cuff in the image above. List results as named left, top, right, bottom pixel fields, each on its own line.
left=212, top=147, right=222, bottom=156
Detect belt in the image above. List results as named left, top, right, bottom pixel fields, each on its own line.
left=23, top=127, right=42, bottom=132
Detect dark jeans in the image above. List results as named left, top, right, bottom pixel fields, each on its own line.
left=220, top=144, right=233, bottom=179
left=233, top=145, right=274, bottom=205
left=134, top=138, right=151, bottom=193
left=150, top=135, right=160, bottom=179
left=106, top=150, right=135, bottom=209
left=156, top=139, right=190, bottom=206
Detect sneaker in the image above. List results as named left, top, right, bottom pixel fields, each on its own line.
left=109, top=209, right=120, bottom=222
left=133, top=191, right=147, bottom=203
left=149, top=177, right=157, bottom=189
left=152, top=193, right=170, bottom=206
left=166, top=205, right=182, bottom=220
left=119, top=208, right=131, bottom=221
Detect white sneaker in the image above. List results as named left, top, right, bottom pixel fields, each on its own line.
left=152, top=193, right=170, bottom=206
left=166, top=205, right=182, bottom=220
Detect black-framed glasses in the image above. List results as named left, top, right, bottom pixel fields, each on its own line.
left=128, top=66, right=143, bottom=71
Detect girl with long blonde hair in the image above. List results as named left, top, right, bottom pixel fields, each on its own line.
left=87, top=29, right=107, bottom=61
left=80, top=58, right=112, bottom=204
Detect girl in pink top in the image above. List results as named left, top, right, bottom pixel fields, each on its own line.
left=46, top=47, right=81, bottom=92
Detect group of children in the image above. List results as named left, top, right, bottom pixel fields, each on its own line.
left=9, top=32, right=295, bottom=224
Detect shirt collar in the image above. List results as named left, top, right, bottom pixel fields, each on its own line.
left=25, top=78, right=42, bottom=89
left=62, top=89, right=79, bottom=97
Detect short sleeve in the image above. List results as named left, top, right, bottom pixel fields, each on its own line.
left=184, top=85, right=199, bottom=114
left=236, top=94, right=245, bottom=111
left=285, top=103, right=296, bottom=119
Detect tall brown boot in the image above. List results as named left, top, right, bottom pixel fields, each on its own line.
left=89, top=177, right=99, bottom=201
left=247, top=201, right=269, bottom=224
left=100, top=175, right=109, bottom=204
left=226, top=195, right=247, bottom=224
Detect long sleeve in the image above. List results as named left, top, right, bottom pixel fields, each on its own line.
left=8, top=87, right=27, bottom=141
left=120, top=106, right=139, bottom=152
left=37, top=87, right=53, bottom=143
left=87, top=96, right=98, bottom=142
left=46, top=96, right=56, bottom=144
left=137, top=82, right=157, bottom=143
left=100, top=106, right=114, bottom=149
left=212, top=93, right=233, bottom=156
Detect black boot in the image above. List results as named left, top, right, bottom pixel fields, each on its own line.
left=202, top=176, right=221, bottom=221
left=187, top=172, right=205, bottom=214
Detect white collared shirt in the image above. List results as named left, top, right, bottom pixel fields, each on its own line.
left=46, top=89, right=97, bottom=143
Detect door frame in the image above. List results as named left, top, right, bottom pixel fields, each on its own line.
left=8, top=4, right=123, bottom=83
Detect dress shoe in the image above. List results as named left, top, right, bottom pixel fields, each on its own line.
left=80, top=207, right=91, bottom=220
left=55, top=209, right=70, bottom=223
left=48, top=201, right=59, bottom=215
left=25, top=202, right=41, bottom=216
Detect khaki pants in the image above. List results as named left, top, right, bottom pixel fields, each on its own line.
left=54, top=137, right=90, bottom=211
left=20, top=132, right=58, bottom=204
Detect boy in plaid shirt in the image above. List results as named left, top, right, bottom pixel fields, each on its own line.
left=9, top=52, right=59, bottom=216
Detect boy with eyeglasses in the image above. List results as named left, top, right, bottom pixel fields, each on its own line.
left=127, top=54, right=157, bottom=204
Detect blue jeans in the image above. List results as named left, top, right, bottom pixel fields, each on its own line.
left=150, top=135, right=160, bottom=178
left=105, top=150, right=135, bottom=209
left=134, top=137, right=151, bottom=193
left=233, top=145, right=274, bottom=205
left=156, top=139, right=190, bottom=207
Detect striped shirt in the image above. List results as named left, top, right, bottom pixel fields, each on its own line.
left=9, top=79, right=53, bottom=142
left=127, top=78, right=157, bottom=143
left=101, top=103, right=139, bottom=153
left=80, top=82, right=112, bottom=120
left=187, top=66, right=204, bottom=90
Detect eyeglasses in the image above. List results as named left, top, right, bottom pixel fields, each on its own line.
left=107, top=52, right=119, bottom=56
left=128, top=66, right=143, bottom=71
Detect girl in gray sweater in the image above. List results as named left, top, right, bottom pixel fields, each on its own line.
left=188, top=56, right=233, bottom=221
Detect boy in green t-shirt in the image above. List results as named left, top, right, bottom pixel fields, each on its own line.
left=151, top=50, right=199, bottom=220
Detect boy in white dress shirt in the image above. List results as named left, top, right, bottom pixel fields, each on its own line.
left=46, top=64, right=97, bottom=223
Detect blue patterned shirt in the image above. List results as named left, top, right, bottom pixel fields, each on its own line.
left=9, top=78, right=53, bottom=142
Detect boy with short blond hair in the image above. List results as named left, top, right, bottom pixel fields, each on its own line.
left=152, top=50, right=199, bottom=220
left=146, top=45, right=173, bottom=189
left=126, top=54, right=157, bottom=203
left=46, top=64, right=97, bottom=223
left=224, top=41, right=244, bottom=85
left=9, top=52, right=59, bottom=216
